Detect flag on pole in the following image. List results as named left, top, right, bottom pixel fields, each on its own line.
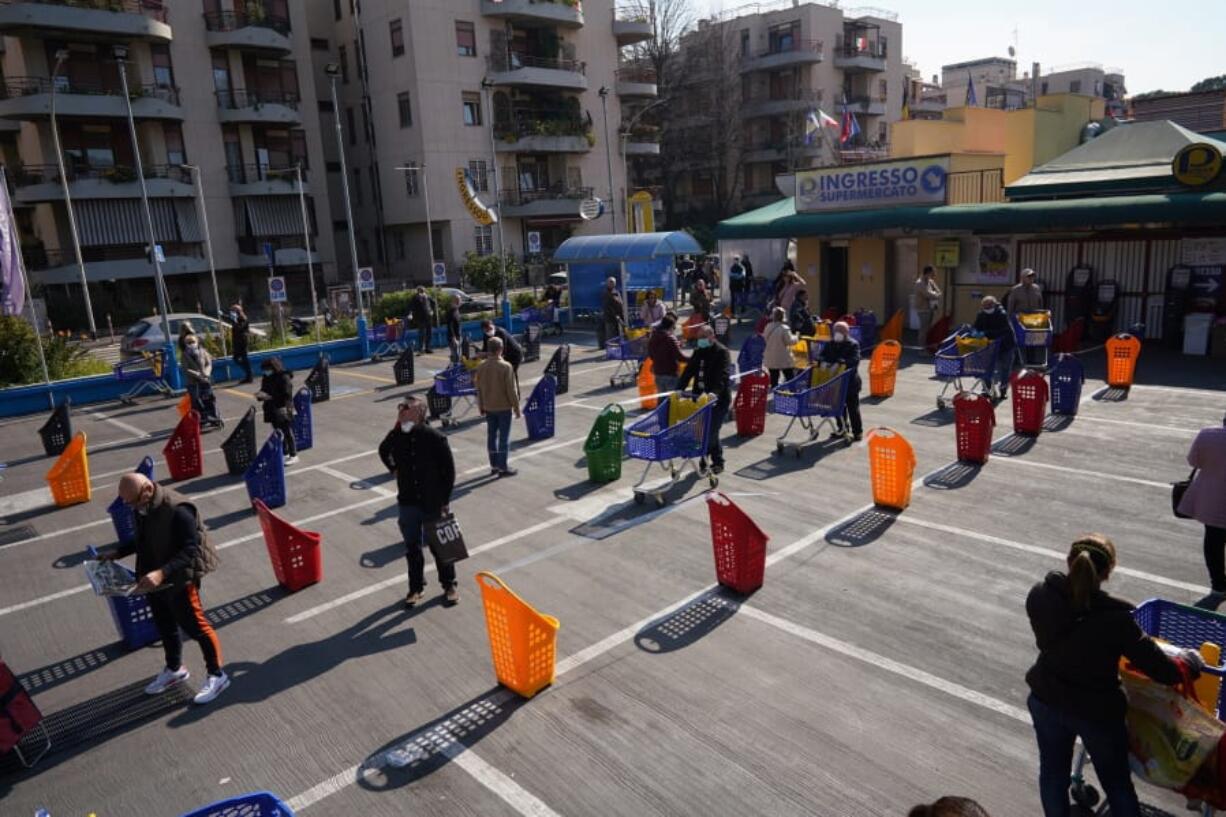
left=805, top=109, right=839, bottom=144
left=0, top=168, right=25, bottom=316
left=839, top=103, right=861, bottom=145
left=901, top=82, right=911, bottom=120
left=965, top=71, right=978, bottom=107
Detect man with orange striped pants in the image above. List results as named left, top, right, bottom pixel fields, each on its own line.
left=108, top=472, right=228, bottom=704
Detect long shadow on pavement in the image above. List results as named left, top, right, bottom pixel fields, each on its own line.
left=922, top=462, right=983, bottom=491
left=734, top=438, right=846, bottom=481
left=634, top=589, right=741, bottom=655
left=825, top=509, right=898, bottom=547
left=991, top=434, right=1037, bottom=458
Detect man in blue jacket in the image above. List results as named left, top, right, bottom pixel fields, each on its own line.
left=973, top=295, right=1015, bottom=399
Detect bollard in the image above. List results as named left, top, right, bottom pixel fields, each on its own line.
left=866, top=427, right=916, bottom=511
left=45, top=431, right=91, bottom=507
left=163, top=411, right=204, bottom=480
left=475, top=571, right=559, bottom=699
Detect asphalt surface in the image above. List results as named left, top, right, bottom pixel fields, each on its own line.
left=1, top=324, right=1224, bottom=817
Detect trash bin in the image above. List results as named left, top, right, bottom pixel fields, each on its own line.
left=953, top=392, right=995, bottom=464
left=163, top=410, right=204, bottom=481
left=1105, top=333, right=1142, bottom=389
left=543, top=344, right=570, bottom=395
left=37, top=398, right=72, bottom=457
left=222, top=406, right=258, bottom=475
left=393, top=346, right=415, bottom=386
left=866, top=427, right=916, bottom=511
left=291, top=387, right=313, bottom=452
left=869, top=340, right=902, bottom=398
left=107, top=455, right=155, bottom=543
left=45, top=431, right=91, bottom=507
left=1049, top=354, right=1084, bottom=416
left=707, top=492, right=769, bottom=594
left=733, top=370, right=770, bottom=437
left=253, top=498, right=322, bottom=592
left=583, top=404, right=625, bottom=483
left=245, top=431, right=286, bottom=509
left=304, top=354, right=330, bottom=402
left=1011, top=369, right=1049, bottom=436
left=475, top=571, right=559, bottom=699
left=523, top=375, right=557, bottom=441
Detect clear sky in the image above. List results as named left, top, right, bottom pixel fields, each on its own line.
left=701, top=0, right=1224, bottom=94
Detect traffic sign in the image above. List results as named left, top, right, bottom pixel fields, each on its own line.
left=357, top=266, right=376, bottom=292
left=268, top=275, right=287, bottom=303
left=153, top=244, right=165, bottom=264
left=432, top=261, right=447, bottom=286
left=527, top=231, right=541, bottom=254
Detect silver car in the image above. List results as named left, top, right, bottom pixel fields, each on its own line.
left=120, top=312, right=264, bottom=360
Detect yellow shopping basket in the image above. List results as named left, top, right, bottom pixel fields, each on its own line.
left=476, top=572, right=560, bottom=699
left=46, top=431, right=91, bottom=507
left=955, top=336, right=989, bottom=356
left=809, top=362, right=844, bottom=387
left=667, top=392, right=711, bottom=427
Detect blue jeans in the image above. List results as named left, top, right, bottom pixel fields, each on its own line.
left=654, top=374, right=678, bottom=395
left=995, top=346, right=1014, bottom=393
left=485, top=410, right=513, bottom=471
left=397, top=504, right=456, bottom=594
left=1027, top=693, right=1139, bottom=817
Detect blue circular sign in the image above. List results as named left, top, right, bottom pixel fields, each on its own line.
left=920, top=165, right=946, bottom=194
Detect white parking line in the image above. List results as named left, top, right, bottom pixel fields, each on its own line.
left=991, top=455, right=1172, bottom=489
left=1069, top=414, right=1199, bottom=435
left=89, top=411, right=150, bottom=440
left=0, top=486, right=54, bottom=516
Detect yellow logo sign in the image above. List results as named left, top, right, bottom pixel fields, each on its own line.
left=456, top=167, right=496, bottom=226
left=934, top=238, right=960, bottom=268
left=1172, top=143, right=1223, bottom=186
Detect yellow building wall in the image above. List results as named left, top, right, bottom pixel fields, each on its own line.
left=848, top=239, right=887, bottom=317
left=796, top=237, right=822, bottom=301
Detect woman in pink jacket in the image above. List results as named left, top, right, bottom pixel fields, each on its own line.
left=1183, top=415, right=1226, bottom=609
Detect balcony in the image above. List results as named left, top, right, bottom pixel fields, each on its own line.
left=911, top=97, right=944, bottom=114
left=227, top=163, right=309, bottom=197
left=623, top=139, right=659, bottom=156
left=743, top=141, right=823, bottom=164
left=237, top=236, right=318, bottom=269
left=11, top=163, right=193, bottom=204
left=25, top=245, right=208, bottom=285
left=495, top=109, right=592, bottom=153
left=203, top=9, right=291, bottom=54
left=499, top=185, right=593, bottom=219
left=845, top=96, right=886, bottom=116
left=0, top=77, right=183, bottom=121
left=485, top=53, right=587, bottom=91
left=614, top=66, right=656, bottom=98
left=833, top=40, right=887, bottom=73
left=215, top=89, right=301, bottom=125
left=612, top=5, right=651, bottom=45
left=0, top=0, right=171, bottom=43
left=480, top=0, right=582, bottom=28
left=740, top=39, right=823, bottom=74
left=742, top=89, right=822, bottom=118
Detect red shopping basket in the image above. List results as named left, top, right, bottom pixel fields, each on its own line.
left=163, top=410, right=204, bottom=481
left=733, top=370, right=770, bottom=437
left=953, top=391, right=995, bottom=464
left=253, top=498, right=323, bottom=592
left=1010, top=369, right=1049, bottom=436
left=707, top=492, right=769, bottom=594
left=0, top=658, right=49, bottom=767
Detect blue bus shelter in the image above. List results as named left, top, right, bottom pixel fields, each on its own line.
left=552, top=231, right=702, bottom=315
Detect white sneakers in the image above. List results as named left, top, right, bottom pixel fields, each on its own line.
left=284, top=455, right=300, bottom=466
left=143, top=666, right=230, bottom=705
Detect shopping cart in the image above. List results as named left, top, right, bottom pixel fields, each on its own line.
left=933, top=331, right=1000, bottom=410
left=432, top=364, right=477, bottom=428
left=770, top=366, right=853, bottom=457
left=368, top=319, right=404, bottom=362
left=1012, top=310, right=1053, bottom=369
left=1070, top=599, right=1226, bottom=816
left=605, top=332, right=648, bottom=388
left=116, top=350, right=172, bottom=405
left=624, top=394, right=718, bottom=506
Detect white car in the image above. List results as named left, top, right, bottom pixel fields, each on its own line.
left=438, top=288, right=495, bottom=314
left=120, top=313, right=265, bottom=360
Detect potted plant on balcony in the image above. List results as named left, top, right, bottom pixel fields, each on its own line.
left=244, top=0, right=266, bottom=23
left=103, top=165, right=137, bottom=184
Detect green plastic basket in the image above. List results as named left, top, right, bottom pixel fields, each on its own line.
left=584, top=404, right=625, bottom=483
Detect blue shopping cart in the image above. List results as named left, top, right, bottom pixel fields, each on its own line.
left=1012, top=310, right=1053, bottom=370
left=624, top=394, right=718, bottom=506
left=770, top=367, right=854, bottom=457
left=106, top=455, right=156, bottom=544
left=368, top=319, right=405, bottom=362
left=933, top=331, right=1001, bottom=411
left=432, top=364, right=477, bottom=428
left=605, top=333, right=648, bottom=388
left=116, top=350, right=172, bottom=405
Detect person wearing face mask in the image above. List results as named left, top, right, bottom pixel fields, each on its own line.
left=181, top=332, right=223, bottom=430
left=677, top=325, right=732, bottom=475
left=762, top=307, right=798, bottom=387
left=254, top=356, right=297, bottom=464
left=972, top=295, right=1015, bottom=400
left=1180, top=414, right=1226, bottom=610
left=378, top=395, right=459, bottom=607
left=639, top=290, right=665, bottom=328
left=818, top=320, right=863, bottom=441
left=229, top=303, right=252, bottom=384
left=479, top=318, right=523, bottom=378
left=99, top=472, right=227, bottom=704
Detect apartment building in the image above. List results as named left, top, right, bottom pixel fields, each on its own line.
left=1132, top=89, right=1226, bottom=134
left=0, top=0, right=338, bottom=326
left=309, top=0, right=644, bottom=288
left=667, top=1, right=906, bottom=217
left=939, top=58, right=1126, bottom=114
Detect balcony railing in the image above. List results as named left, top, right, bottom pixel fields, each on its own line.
left=486, top=52, right=586, bottom=75
left=227, top=163, right=308, bottom=184
left=1, top=76, right=180, bottom=104
left=203, top=9, right=290, bottom=34
left=23, top=242, right=202, bottom=270
left=834, top=39, right=887, bottom=59
left=13, top=163, right=191, bottom=186
left=754, top=38, right=823, bottom=60
left=500, top=185, right=593, bottom=207
left=0, top=0, right=168, bottom=23
left=215, top=89, right=300, bottom=110
left=239, top=235, right=312, bottom=255
left=496, top=107, right=591, bottom=141
left=615, top=66, right=657, bottom=84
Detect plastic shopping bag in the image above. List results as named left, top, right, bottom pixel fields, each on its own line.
left=1123, top=672, right=1225, bottom=789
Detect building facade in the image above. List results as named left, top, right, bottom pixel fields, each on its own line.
left=310, top=0, right=642, bottom=289
left=1131, top=89, right=1226, bottom=135
left=0, top=0, right=338, bottom=327
left=939, top=58, right=1126, bottom=115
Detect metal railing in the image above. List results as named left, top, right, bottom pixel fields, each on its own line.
left=227, top=163, right=308, bottom=184
left=23, top=242, right=203, bottom=270
left=0, top=0, right=168, bottom=22
left=500, top=185, right=593, bottom=206
left=613, top=3, right=650, bottom=23
left=615, top=66, right=657, bottom=84
left=203, top=9, right=291, bottom=35
left=833, top=38, right=888, bottom=59
left=486, top=53, right=586, bottom=75
left=496, top=107, right=591, bottom=141
left=946, top=169, right=1005, bottom=205
left=1, top=76, right=180, bottom=105
left=215, top=89, right=301, bottom=110
left=748, top=88, right=822, bottom=104
left=238, top=235, right=311, bottom=254
left=13, top=163, right=191, bottom=186
left=753, top=38, right=823, bottom=60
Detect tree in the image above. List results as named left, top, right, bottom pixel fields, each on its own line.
left=1191, top=74, right=1226, bottom=93
left=461, top=251, right=523, bottom=299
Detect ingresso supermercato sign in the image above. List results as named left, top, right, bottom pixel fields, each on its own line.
left=796, top=156, right=950, bottom=212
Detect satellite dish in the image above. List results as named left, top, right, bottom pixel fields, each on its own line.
left=1008, top=45, right=1016, bottom=57
left=579, top=197, right=604, bottom=221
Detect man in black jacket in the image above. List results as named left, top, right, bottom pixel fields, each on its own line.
left=973, top=295, right=1016, bottom=399
left=409, top=286, right=434, bottom=354
left=479, top=319, right=523, bottom=375
left=818, top=321, right=863, bottom=441
left=229, top=303, right=252, bottom=383
left=677, top=325, right=731, bottom=474
left=379, top=395, right=458, bottom=607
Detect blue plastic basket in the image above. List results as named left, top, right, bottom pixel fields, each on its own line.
left=106, top=455, right=156, bottom=544
left=1048, top=354, right=1084, bottom=416
left=1133, top=599, right=1226, bottom=718
left=625, top=397, right=714, bottom=462
left=86, top=547, right=159, bottom=649
left=179, top=791, right=296, bottom=817
left=433, top=364, right=475, bottom=398
left=245, top=431, right=286, bottom=509
left=771, top=368, right=852, bottom=419
left=855, top=310, right=878, bottom=348
left=737, top=334, right=765, bottom=374
left=291, top=387, right=313, bottom=451
left=524, top=375, right=557, bottom=441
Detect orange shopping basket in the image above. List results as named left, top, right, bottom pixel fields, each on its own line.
left=866, top=427, right=917, bottom=511
left=868, top=340, right=902, bottom=398
left=46, top=431, right=91, bottom=507
left=638, top=356, right=658, bottom=410
left=682, top=313, right=705, bottom=341
left=1105, top=333, right=1142, bottom=388
left=475, top=571, right=560, bottom=699
left=176, top=393, right=192, bottom=418
left=878, top=309, right=904, bottom=343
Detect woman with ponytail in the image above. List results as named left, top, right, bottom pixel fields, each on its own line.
left=1025, top=534, right=1204, bottom=817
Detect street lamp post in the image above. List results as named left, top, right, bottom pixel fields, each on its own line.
left=113, top=45, right=178, bottom=384
left=180, top=163, right=225, bottom=356
left=325, top=64, right=364, bottom=319
left=598, top=86, right=617, bottom=234
left=394, top=163, right=434, bottom=280
left=619, top=98, right=666, bottom=233
left=50, top=49, right=96, bottom=337
left=480, top=79, right=508, bottom=307
left=267, top=165, right=321, bottom=346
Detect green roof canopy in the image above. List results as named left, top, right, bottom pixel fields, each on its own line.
left=715, top=192, right=1226, bottom=240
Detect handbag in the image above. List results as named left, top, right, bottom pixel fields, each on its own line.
left=425, top=513, right=469, bottom=564
left=1173, top=468, right=1198, bottom=519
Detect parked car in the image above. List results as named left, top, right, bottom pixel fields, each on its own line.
left=120, top=312, right=265, bottom=360
left=438, top=288, right=496, bottom=315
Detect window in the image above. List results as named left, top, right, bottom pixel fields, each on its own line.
left=352, top=168, right=362, bottom=203
left=462, top=92, right=481, bottom=126
left=359, top=237, right=370, bottom=265
left=332, top=0, right=340, bottom=20
left=878, top=79, right=888, bottom=101
left=431, top=227, right=443, bottom=262
left=389, top=19, right=404, bottom=58
left=403, top=162, right=419, bottom=196
left=1041, top=81, right=1048, bottom=95
left=326, top=160, right=341, bottom=172
left=1069, top=79, right=1082, bottom=94
left=151, top=44, right=174, bottom=88
left=693, top=172, right=713, bottom=197
left=318, top=99, right=333, bottom=113
left=740, top=30, right=750, bottom=56
left=474, top=224, right=493, bottom=256
left=456, top=21, right=476, bottom=57
left=163, top=124, right=186, bottom=167
left=368, top=166, right=377, bottom=200
left=877, top=121, right=887, bottom=142
left=311, top=37, right=329, bottom=51
left=467, top=159, right=488, bottom=192
left=397, top=91, right=412, bottom=128
left=338, top=45, right=349, bottom=83
left=361, top=105, right=369, bottom=143
left=346, top=107, right=356, bottom=146
left=332, top=219, right=348, bottom=231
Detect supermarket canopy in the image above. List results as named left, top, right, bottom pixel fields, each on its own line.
left=715, top=191, right=1226, bottom=240
left=552, top=231, right=703, bottom=264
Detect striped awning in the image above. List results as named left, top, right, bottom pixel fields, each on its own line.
left=75, top=199, right=189, bottom=246
left=243, top=196, right=304, bottom=237
left=174, top=199, right=204, bottom=243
